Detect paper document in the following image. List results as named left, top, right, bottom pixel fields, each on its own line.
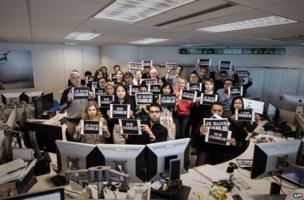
left=0, top=159, right=27, bottom=184
left=194, top=164, right=229, bottom=182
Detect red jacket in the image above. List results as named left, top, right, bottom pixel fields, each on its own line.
left=174, top=88, right=193, bottom=116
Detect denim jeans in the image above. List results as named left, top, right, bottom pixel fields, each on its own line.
left=175, top=115, right=190, bottom=139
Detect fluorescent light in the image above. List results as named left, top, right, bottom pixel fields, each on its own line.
left=129, top=38, right=169, bottom=44
left=65, top=32, right=101, bottom=41
left=197, top=16, right=297, bottom=32
left=182, top=43, right=212, bottom=47
left=94, top=0, right=195, bottom=23
left=64, top=42, right=78, bottom=45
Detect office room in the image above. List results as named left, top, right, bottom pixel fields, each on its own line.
left=0, top=0, right=304, bottom=199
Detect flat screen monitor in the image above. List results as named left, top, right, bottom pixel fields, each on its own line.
left=5, top=109, right=16, bottom=128
left=243, top=98, right=265, bottom=115
left=56, top=140, right=102, bottom=176
left=266, top=101, right=279, bottom=122
left=1, top=92, right=22, bottom=105
left=21, top=90, right=43, bottom=104
left=3, top=188, right=64, bottom=200
left=97, top=144, right=146, bottom=183
left=23, top=122, right=63, bottom=153
left=33, top=93, right=53, bottom=116
left=146, top=138, right=190, bottom=181
left=280, top=94, right=304, bottom=112
left=251, top=140, right=301, bottom=179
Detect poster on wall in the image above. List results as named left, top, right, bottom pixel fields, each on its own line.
left=0, top=50, right=34, bottom=90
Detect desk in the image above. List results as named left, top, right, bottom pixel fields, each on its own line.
left=18, top=116, right=302, bottom=199
left=181, top=137, right=301, bottom=199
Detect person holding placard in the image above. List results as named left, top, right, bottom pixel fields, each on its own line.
left=94, top=77, right=107, bottom=99
left=211, top=65, right=239, bottom=91
left=84, top=70, right=93, bottom=88
left=105, top=82, right=115, bottom=96
left=60, top=71, right=93, bottom=141
left=109, top=84, right=135, bottom=143
left=132, top=70, right=142, bottom=85
left=174, top=78, right=194, bottom=139
left=123, top=71, right=133, bottom=87
left=116, top=103, right=168, bottom=145
left=235, top=76, right=253, bottom=97
left=159, top=82, right=176, bottom=140
left=94, top=69, right=104, bottom=81
left=115, top=70, right=124, bottom=84
left=228, top=96, right=255, bottom=156
left=194, top=63, right=209, bottom=84
left=113, top=65, right=121, bottom=74
left=217, top=79, right=234, bottom=114
left=166, top=65, right=183, bottom=89
left=190, top=79, right=217, bottom=143
left=73, top=101, right=110, bottom=144
left=100, top=66, right=109, bottom=81
left=97, top=77, right=107, bottom=90
left=188, top=71, right=200, bottom=85
left=194, top=102, right=240, bottom=166
left=149, top=68, right=159, bottom=81
left=135, top=84, right=150, bottom=125
left=142, top=66, right=151, bottom=79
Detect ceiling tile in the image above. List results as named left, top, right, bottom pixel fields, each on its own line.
left=31, top=12, right=87, bottom=42
left=30, top=0, right=111, bottom=17
left=0, top=0, right=27, bottom=10
left=229, top=0, right=288, bottom=9
left=260, top=0, right=304, bottom=21
left=0, top=8, right=31, bottom=42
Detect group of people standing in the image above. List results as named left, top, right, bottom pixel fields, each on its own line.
left=60, top=63, right=259, bottom=166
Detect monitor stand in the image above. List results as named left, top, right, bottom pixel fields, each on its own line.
left=50, top=175, right=67, bottom=187
left=150, top=179, right=191, bottom=200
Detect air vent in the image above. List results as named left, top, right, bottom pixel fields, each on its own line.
left=155, top=2, right=235, bottom=27
left=272, top=34, right=304, bottom=41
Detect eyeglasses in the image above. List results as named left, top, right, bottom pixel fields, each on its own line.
left=212, top=109, right=223, bottom=112
left=150, top=110, right=160, bottom=114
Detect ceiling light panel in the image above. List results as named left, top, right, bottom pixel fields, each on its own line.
left=129, top=38, right=169, bottom=44
left=65, top=32, right=101, bottom=40
left=94, top=0, right=196, bottom=23
left=197, top=16, right=297, bottom=32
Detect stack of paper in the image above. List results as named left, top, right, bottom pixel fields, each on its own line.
left=0, top=159, right=27, bottom=184
left=194, top=164, right=229, bottom=182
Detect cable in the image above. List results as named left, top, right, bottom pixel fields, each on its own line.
left=269, top=173, right=296, bottom=190
left=236, top=168, right=250, bottom=178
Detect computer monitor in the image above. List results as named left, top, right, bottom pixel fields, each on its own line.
left=21, top=90, right=43, bottom=104
left=3, top=188, right=64, bottom=200
left=243, top=98, right=265, bottom=115
left=5, top=109, right=16, bottom=128
left=1, top=92, right=22, bottom=105
left=33, top=93, right=53, bottom=116
left=146, top=138, right=190, bottom=181
left=56, top=140, right=102, bottom=176
left=251, top=140, right=301, bottom=179
left=23, top=121, right=63, bottom=153
left=280, top=94, right=304, bottom=112
left=266, top=101, right=279, bottom=122
left=97, top=144, right=146, bottom=183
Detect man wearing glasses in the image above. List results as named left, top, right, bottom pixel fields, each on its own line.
left=217, top=79, right=234, bottom=112
left=123, top=103, right=168, bottom=144
left=193, top=102, right=238, bottom=166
